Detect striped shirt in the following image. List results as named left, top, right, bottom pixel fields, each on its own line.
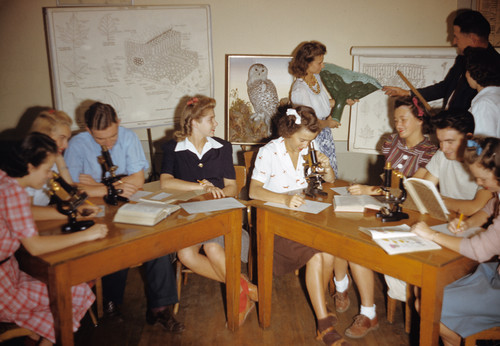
left=381, top=134, right=437, bottom=177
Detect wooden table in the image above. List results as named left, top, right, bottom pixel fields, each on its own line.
left=17, top=198, right=243, bottom=346
left=250, top=181, right=477, bottom=346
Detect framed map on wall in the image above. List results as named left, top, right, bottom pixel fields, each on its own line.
left=45, top=5, right=213, bottom=130
left=349, top=47, right=457, bottom=154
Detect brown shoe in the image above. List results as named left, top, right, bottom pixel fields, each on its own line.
left=334, top=275, right=351, bottom=313
left=345, top=314, right=379, bottom=339
left=334, top=290, right=350, bottom=313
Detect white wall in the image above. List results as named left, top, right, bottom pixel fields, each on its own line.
left=0, top=0, right=461, bottom=182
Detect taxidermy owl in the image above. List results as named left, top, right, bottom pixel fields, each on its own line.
left=247, top=63, right=279, bottom=134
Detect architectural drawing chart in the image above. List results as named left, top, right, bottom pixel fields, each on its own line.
left=349, top=47, right=457, bottom=154
left=45, top=6, right=213, bottom=129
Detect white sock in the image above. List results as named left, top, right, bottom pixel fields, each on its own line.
left=334, top=274, right=349, bottom=292
left=360, top=305, right=376, bottom=319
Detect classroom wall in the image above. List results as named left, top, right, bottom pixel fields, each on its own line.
left=0, top=0, right=461, bottom=183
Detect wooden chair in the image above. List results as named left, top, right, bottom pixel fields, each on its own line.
left=173, top=165, right=247, bottom=314
left=464, top=326, right=500, bottom=346
left=0, top=323, right=33, bottom=343
left=386, top=283, right=412, bottom=334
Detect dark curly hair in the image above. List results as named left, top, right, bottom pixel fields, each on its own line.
left=289, top=41, right=327, bottom=78
left=394, top=96, right=432, bottom=134
left=464, top=46, right=500, bottom=87
left=464, top=136, right=500, bottom=181
left=1, top=132, right=58, bottom=178
left=431, top=109, right=475, bottom=135
left=276, top=105, right=320, bottom=138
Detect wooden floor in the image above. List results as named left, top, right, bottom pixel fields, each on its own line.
left=74, top=266, right=417, bottom=346
left=3, top=265, right=500, bottom=345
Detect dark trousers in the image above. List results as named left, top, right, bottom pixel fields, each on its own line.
left=102, top=253, right=179, bottom=309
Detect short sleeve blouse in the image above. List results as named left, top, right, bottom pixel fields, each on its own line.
left=161, top=137, right=235, bottom=189
left=251, top=137, right=308, bottom=193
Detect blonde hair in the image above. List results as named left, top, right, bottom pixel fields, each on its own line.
left=30, top=110, right=72, bottom=136
left=174, top=96, right=216, bottom=141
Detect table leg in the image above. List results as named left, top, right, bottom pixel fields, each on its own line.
left=256, top=209, right=274, bottom=328
left=419, top=266, right=441, bottom=346
left=225, top=209, right=242, bottom=331
left=48, top=265, right=74, bottom=346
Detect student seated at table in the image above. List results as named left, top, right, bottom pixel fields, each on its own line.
left=463, top=46, right=500, bottom=137
left=26, top=109, right=100, bottom=220
left=159, top=95, right=255, bottom=326
left=342, top=96, right=437, bottom=339
left=249, top=106, right=347, bottom=346
left=420, top=109, right=492, bottom=216
left=412, top=136, right=500, bottom=346
left=64, top=102, right=184, bottom=332
left=349, top=96, right=437, bottom=195
left=0, top=133, right=108, bottom=346
left=385, top=109, right=493, bottom=312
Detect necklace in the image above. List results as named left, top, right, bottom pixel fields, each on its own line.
left=304, top=75, right=320, bottom=94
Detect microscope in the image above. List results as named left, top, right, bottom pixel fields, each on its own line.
left=303, top=142, right=327, bottom=198
left=98, top=145, right=129, bottom=205
left=376, top=162, right=409, bottom=222
left=47, top=172, right=95, bottom=233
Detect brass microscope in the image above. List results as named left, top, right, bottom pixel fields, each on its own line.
left=98, top=145, right=129, bottom=205
left=47, top=172, right=95, bottom=233
left=303, top=142, right=327, bottom=198
left=376, top=162, right=409, bottom=222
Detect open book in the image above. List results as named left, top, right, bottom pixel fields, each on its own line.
left=113, top=202, right=181, bottom=226
left=139, top=189, right=205, bottom=205
left=402, top=178, right=449, bottom=221
left=359, top=224, right=442, bottom=255
left=333, top=195, right=387, bottom=212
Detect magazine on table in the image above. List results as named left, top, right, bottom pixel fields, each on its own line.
left=359, top=224, right=441, bottom=255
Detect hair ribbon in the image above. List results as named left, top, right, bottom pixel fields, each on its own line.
left=412, top=97, right=424, bottom=118
left=286, top=108, right=301, bottom=125
left=187, top=97, right=199, bottom=106
left=467, top=139, right=483, bottom=155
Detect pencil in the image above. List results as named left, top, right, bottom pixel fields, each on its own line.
left=85, top=199, right=95, bottom=206
left=456, top=213, right=464, bottom=229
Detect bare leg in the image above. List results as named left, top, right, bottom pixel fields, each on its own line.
left=177, top=244, right=225, bottom=283
left=203, top=242, right=227, bottom=282
left=334, top=258, right=348, bottom=281
left=349, top=263, right=374, bottom=307
left=306, top=252, right=335, bottom=319
left=39, top=338, right=53, bottom=346
left=440, top=322, right=461, bottom=346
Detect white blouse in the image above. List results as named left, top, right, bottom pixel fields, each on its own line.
left=251, top=137, right=308, bottom=193
left=290, top=74, right=331, bottom=120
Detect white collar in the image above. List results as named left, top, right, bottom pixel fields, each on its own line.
left=175, top=137, right=223, bottom=160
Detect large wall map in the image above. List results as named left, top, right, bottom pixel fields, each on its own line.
left=45, top=5, right=213, bottom=129
left=349, top=47, right=457, bottom=155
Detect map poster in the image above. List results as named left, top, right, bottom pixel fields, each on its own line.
left=45, top=5, right=213, bottom=129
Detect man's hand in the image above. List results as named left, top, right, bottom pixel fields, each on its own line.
left=382, top=86, right=410, bottom=97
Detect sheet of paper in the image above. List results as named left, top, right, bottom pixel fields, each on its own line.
left=149, top=192, right=172, bottom=200
left=430, top=223, right=483, bottom=238
left=359, top=224, right=413, bottom=239
left=331, top=186, right=350, bottom=196
left=179, top=197, right=246, bottom=214
left=264, top=200, right=331, bottom=214
left=129, top=190, right=153, bottom=202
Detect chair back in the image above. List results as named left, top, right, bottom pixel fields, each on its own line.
left=234, top=165, right=246, bottom=197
